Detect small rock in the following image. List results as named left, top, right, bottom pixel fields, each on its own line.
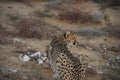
left=86, top=46, right=92, bottom=51
left=13, top=38, right=20, bottom=44
left=37, top=59, right=43, bottom=64
left=97, top=70, right=104, bottom=74
left=19, top=54, right=31, bottom=62
left=116, top=56, right=120, bottom=60
left=9, top=68, right=18, bottom=73
left=41, top=56, right=47, bottom=61
left=87, top=65, right=92, bottom=68
left=13, top=38, right=25, bottom=44
left=30, top=51, right=42, bottom=57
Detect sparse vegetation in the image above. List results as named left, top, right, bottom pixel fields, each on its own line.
left=59, top=10, right=91, bottom=23
left=35, top=9, right=54, bottom=18
left=45, top=1, right=62, bottom=9
left=57, top=2, right=105, bottom=23
left=58, top=9, right=104, bottom=23
left=103, top=25, right=120, bottom=38
left=76, top=27, right=107, bottom=37
left=2, top=0, right=46, bottom=2
left=0, top=25, right=6, bottom=44
left=90, top=9, right=104, bottom=23
left=7, top=13, right=20, bottom=21
left=104, top=14, right=111, bottom=24
left=0, top=65, right=51, bottom=80
left=14, top=18, right=58, bottom=39
left=103, top=56, right=120, bottom=80
left=77, top=25, right=120, bottom=38
left=104, top=67, right=120, bottom=80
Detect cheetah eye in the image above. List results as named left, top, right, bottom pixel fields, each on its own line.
left=73, top=42, right=76, bottom=45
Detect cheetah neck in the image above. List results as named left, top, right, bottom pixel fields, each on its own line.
left=51, top=36, right=68, bottom=52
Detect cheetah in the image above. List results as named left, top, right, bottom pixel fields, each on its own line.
left=46, top=31, right=85, bottom=80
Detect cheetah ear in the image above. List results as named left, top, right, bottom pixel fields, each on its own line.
left=64, top=31, right=70, bottom=38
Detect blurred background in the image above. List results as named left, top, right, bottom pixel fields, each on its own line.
left=0, top=0, right=120, bottom=80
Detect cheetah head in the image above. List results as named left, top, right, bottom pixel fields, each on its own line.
left=63, top=31, right=77, bottom=49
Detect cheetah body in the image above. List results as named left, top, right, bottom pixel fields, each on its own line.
left=47, top=31, right=85, bottom=80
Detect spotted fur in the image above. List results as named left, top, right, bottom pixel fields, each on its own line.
left=47, top=31, right=85, bottom=80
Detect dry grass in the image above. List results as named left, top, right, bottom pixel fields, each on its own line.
left=0, top=0, right=46, bottom=6
left=0, top=25, right=7, bottom=44
left=103, top=25, right=120, bottom=38
left=86, top=67, right=103, bottom=80
left=0, top=65, right=52, bottom=80
left=86, top=68, right=97, bottom=77
left=35, top=9, right=54, bottom=18
left=58, top=9, right=91, bottom=23
left=44, top=0, right=83, bottom=9
left=57, top=2, right=104, bottom=23
left=76, top=27, right=107, bottom=38
left=14, top=18, right=58, bottom=39
left=0, top=0, right=46, bottom=2
left=7, top=13, right=20, bottom=22
left=45, top=1, right=62, bottom=9
left=92, top=0, right=120, bottom=6
left=45, top=1, right=105, bottom=23
left=104, top=68, right=120, bottom=80
left=77, top=25, right=120, bottom=38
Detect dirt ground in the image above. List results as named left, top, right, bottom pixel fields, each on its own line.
left=0, top=1, right=120, bottom=80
